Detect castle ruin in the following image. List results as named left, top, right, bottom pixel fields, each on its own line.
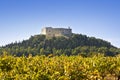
left=41, top=27, right=72, bottom=38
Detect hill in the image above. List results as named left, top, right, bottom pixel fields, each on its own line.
left=0, top=34, right=120, bottom=56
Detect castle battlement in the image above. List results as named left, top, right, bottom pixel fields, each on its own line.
left=41, top=27, right=72, bottom=38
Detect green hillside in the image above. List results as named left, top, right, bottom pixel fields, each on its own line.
left=0, top=34, right=120, bottom=56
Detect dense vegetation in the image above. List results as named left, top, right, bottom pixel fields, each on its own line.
left=1, top=53, right=120, bottom=80
left=0, top=34, right=120, bottom=79
left=0, top=34, right=120, bottom=56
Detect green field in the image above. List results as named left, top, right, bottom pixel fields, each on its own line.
left=0, top=54, right=120, bottom=80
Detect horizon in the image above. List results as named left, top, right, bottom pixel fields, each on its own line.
left=0, top=0, right=120, bottom=48
left=0, top=27, right=118, bottom=48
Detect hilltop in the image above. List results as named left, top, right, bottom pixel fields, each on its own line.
left=0, top=33, right=120, bottom=56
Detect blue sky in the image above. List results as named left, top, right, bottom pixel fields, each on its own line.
left=0, top=0, right=120, bottom=48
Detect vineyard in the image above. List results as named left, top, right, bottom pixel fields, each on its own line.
left=0, top=54, right=120, bottom=80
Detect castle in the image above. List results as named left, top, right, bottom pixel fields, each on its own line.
left=41, top=27, right=72, bottom=38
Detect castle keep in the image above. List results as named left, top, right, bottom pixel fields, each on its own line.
left=41, top=27, right=72, bottom=38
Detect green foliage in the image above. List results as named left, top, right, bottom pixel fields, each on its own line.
left=1, top=34, right=120, bottom=56
left=0, top=54, right=120, bottom=79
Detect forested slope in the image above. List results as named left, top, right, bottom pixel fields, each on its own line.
left=0, top=34, right=120, bottom=56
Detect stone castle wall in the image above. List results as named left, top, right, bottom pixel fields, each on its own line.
left=41, top=27, right=72, bottom=38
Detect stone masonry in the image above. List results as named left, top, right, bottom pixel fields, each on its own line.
left=41, top=27, right=72, bottom=38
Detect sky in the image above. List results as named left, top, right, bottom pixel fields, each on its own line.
left=0, top=0, right=120, bottom=48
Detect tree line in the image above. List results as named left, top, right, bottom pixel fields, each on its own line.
left=0, top=34, right=120, bottom=56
